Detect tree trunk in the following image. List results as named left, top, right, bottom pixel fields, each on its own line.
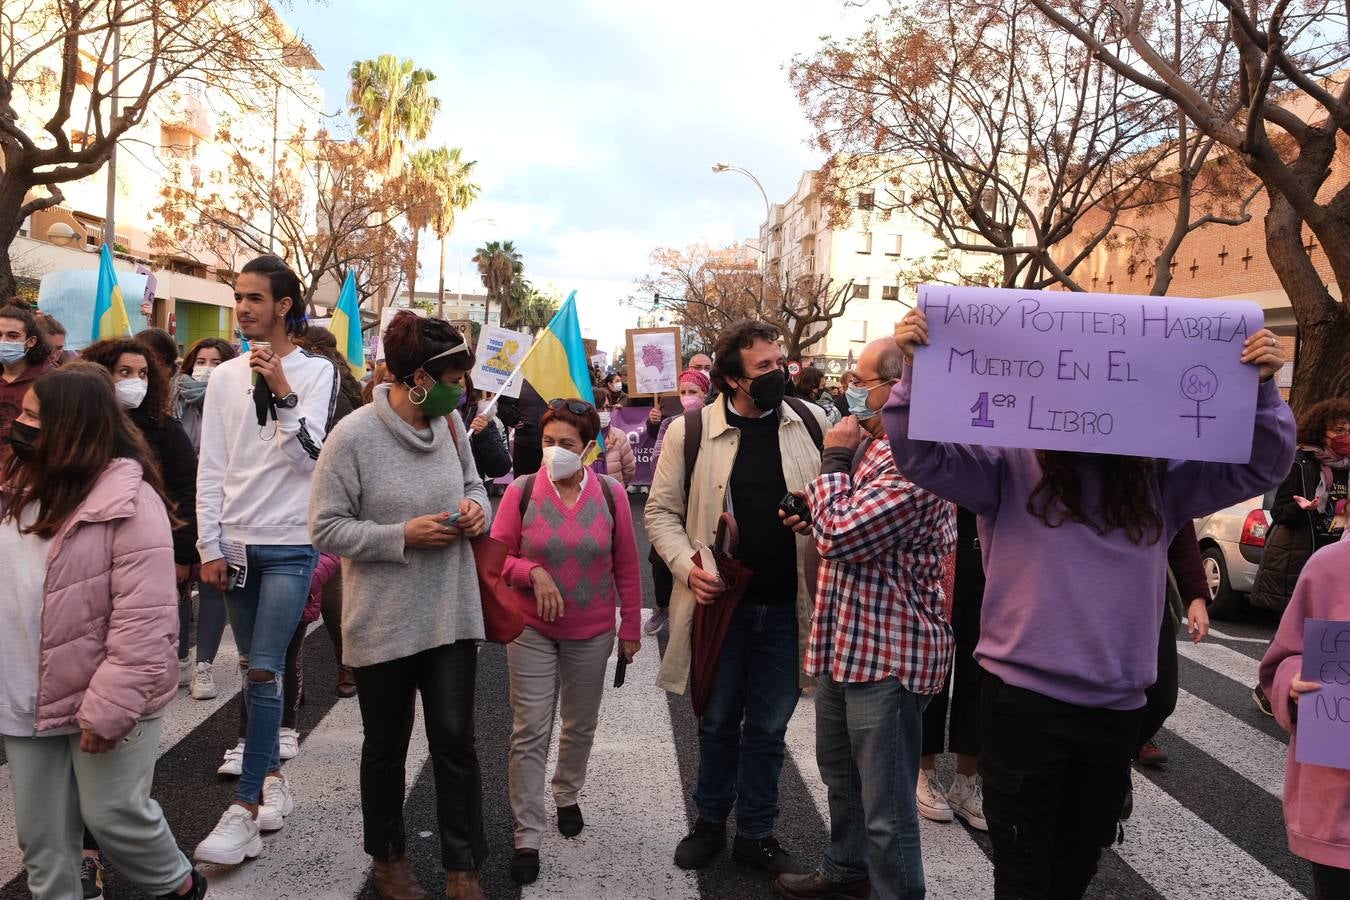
left=1264, top=193, right=1350, bottom=413
left=0, top=175, right=34, bottom=300
left=406, top=230, right=420, bottom=308
left=437, top=234, right=447, bottom=318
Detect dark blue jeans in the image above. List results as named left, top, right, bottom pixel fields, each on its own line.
left=817, top=674, right=927, bottom=900
left=693, top=603, right=799, bottom=840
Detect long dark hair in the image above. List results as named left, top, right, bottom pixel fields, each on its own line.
left=180, top=337, right=238, bottom=374
left=80, top=337, right=172, bottom=421
left=1, top=363, right=176, bottom=539
left=1026, top=451, right=1164, bottom=545
left=1296, top=398, right=1350, bottom=448
left=241, top=255, right=307, bottom=337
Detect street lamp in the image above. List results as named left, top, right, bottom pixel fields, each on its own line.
left=711, top=162, right=771, bottom=299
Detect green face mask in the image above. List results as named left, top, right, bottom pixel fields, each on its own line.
left=416, top=381, right=463, bottom=418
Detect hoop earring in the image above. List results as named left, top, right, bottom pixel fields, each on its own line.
left=409, top=384, right=429, bottom=405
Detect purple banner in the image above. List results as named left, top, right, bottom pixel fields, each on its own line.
left=909, top=286, right=1263, bottom=463
left=1296, top=619, right=1350, bottom=770
left=610, top=406, right=659, bottom=486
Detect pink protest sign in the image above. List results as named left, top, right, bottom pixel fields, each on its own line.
left=1296, top=618, right=1350, bottom=771
left=909, top=286, right=1263, bottom=462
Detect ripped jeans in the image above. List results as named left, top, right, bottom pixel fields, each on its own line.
left=222, top=544, right=317, bottom=806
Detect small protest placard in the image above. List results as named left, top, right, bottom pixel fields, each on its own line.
left=1296, top=619, right=1350, bottom=770
left=609, top=405, right=659, bottom=486
left=473, top=325, right=533, bottom=399
left=627, top=327, right=681, bottom=397
left=909, top=285, right=1263, bottom=462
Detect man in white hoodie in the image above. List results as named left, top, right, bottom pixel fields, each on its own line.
left=193, top=255, right=339, bottom=866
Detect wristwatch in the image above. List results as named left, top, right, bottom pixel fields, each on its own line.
left=276, top=392, right=299, bottom=409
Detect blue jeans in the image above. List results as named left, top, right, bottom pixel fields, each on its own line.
left=816, top=674, right=927, bottom=900
left=693, top=603, right=799, bottom=839
left=223, top=544, right=316, bottom=805
left=179, top=580, right=228, bottom=665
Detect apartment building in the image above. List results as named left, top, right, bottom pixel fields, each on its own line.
left=11, top=3, right=324, bottom=352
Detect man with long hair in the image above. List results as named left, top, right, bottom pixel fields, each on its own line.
left=193, top=256, right=339, bottom=866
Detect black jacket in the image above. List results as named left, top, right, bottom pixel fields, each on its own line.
left=129, top=406, right=199, bottom=565
left=461, top=402, right=512, bottom=479
left=1251, top=450, right=1320, bottom=611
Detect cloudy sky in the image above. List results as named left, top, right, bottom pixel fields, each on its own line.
left=286, top=0, right=869, bottom=352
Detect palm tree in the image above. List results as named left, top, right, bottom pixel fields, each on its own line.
left=471, top=240, right=523, bottom=327
left=347, top=55, right=441, bottom=175
left=400, top=147, right=478, bottom=309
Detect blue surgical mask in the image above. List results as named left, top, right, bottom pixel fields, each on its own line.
left=0, top=341, right=27, bottom=366
left=845, top=382, right=889, bottom=421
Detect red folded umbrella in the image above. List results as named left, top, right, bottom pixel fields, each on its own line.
left=690, top=513, right=753, bottom=717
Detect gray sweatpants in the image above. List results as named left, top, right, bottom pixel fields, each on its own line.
left=4, top=717, right=191, bottom=898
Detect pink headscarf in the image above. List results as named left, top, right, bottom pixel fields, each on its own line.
left=679, top=368, right=711, bottom=394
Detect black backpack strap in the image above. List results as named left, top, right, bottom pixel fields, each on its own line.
left=784, top=396, right=825, bottom=451
left=517, top=473, right=537, bottom=519
left=682, top=406, right=704, bottom=502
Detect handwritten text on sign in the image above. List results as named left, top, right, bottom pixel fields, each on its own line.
left=908, top=286, right=1263, bottom=462
left=1296, top=619, right=1350, bottom=771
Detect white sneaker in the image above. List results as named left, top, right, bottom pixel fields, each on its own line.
left=257, top=773, right=294, bottom=833
left=948, top=773, right=988, bottom=831
left=278, top=727, right=300, bottom=761
left=191, top=662, right=218, bottom=700
left=217, top=740, right=245, bottom=777
left=917, top=770, right=954, bottom=823
left=194, top=805, right=262, bottom=865
left=178, top=655, right=193, bottom=687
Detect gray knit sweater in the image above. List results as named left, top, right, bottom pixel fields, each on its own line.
left=309, top=385, right=490, bottom=667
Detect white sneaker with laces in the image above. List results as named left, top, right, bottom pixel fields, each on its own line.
left=279, top=727, right=300, bottom=761
left=191, top=662, right=218, bottom=700
left=178, top=655, right=193, bottom=687
left=217, top=740, right=245, bottom=777
left=917, top=770, right=954, bottom=823
left=257, top=773, right=294, bottom=833
left=194, top=805, right=262, bottom=865
left=948, top=773, right=988, bottom=831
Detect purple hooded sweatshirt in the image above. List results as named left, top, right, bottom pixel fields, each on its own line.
left=883, top=375, right=1295, bottom=710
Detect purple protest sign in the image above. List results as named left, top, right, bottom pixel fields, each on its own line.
left=1295, top=618, right=1350, bottom=770
left=609, top=406, right=659, bottom=486
left=909, top=286, right=1263, bottom=462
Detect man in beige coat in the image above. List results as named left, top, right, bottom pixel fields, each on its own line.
left=646, top=319, right=826, bottom=878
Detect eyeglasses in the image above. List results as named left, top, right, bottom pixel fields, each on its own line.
left=548, top=399, right=595, bottom=415
left=1329, top=425, right=1350, bottom=436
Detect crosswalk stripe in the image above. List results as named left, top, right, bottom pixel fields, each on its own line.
left=783, top=692, right=996, bottom=899
left=1168, top=689, right=1288, bottom=798
left=1177, top=640, right=1261, bottom=688
left=522, top=642, right=699, bottom=900
left=1115, top=776, right=1304, bottom=899
left=198, top=689, right=430, bottom=898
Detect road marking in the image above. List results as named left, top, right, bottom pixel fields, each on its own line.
left=1167, top=689, right=1288, bottom=798
left=1205, top=627, right=1270, bottom=646
left=1178, top=640, right=1260, bottom=688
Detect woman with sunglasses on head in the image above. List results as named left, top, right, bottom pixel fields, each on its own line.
left=0, top=363, right=206, bottom=899
left=491, top=397, right=643, bottom=885
left=885, top=307, right=1295, bottom=899
left=310, top=312, right=490, bottom=900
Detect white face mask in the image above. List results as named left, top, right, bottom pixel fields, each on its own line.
left=598, top=411, right=612, bottom=429
left=541, top=444, right=585, bottom=482
left=192, top=365, right=212, bottom=382
left=115, top=377, right=148, bottom=410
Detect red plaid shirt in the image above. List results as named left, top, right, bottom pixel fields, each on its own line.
left=802, top=436, right=956, bottom=691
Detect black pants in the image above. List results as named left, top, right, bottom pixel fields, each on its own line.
left=1313, top=862, right=1350, bottom=900
left=239, top=619, right=305, bottom=734
left=922, top=573, right=984, bottom=757
left=355, top=641, right=486, bottom=870
left=650, top=547, right=674, bottom=610
left=321, top=575, right=344, bottom=667
left=1135, top=608, right=1179, bottom=756
left=979, top=673, right=1145, bottom=900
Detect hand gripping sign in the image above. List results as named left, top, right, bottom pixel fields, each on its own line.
left=908, top=285, right=1263, bottom=463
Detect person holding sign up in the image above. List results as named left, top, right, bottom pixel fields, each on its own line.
left=886, top=303, right=1296, bottom=900
left=1258, top=540, right=1350, bottom=900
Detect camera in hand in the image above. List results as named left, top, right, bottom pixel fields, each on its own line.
left=778, top=492, right=811, bottom=526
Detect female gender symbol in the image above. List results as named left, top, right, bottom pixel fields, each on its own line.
left=1179, top=364, right=1219, bottom=437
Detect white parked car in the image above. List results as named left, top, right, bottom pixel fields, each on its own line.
left=1193, top=493, right=1274, bottom=619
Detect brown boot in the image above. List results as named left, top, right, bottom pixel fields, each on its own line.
left=371, top=854, right=428, bottom=900
left=773, top=870, right=871, bottom=899
left=445, top=869, right=487, bottom=900
left=336, top=665, right=358, bottom=698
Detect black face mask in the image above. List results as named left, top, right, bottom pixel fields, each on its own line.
left=5, top=420, right=39, bottom=463
left=740, top=368, right=787, bottom=413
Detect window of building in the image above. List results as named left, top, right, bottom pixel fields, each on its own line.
left=886, top=234, right=903, bottom=256
left=858, top=232, right=873, bottom=254
left=849, top=319, right=868, bottom=343
left=882, top=284, right=900, bottom=301
left=857, top=191, right=875, bottom=210
left=852, top=282, right=870, bottom=299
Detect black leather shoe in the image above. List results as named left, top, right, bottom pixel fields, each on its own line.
left=509, top=849, right=540, bottom=885
left=674, top=818, right=726, bottom=870
left=557, top=804, right=584, bottom=837
left=159, top=869, right=208, bottom=900
left=733, top=835, right=808, bottom=876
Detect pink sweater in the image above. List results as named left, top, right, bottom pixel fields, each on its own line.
left=1259, top=540, right=1350, bottom=870
left=493, top=472, right=642, bottom=642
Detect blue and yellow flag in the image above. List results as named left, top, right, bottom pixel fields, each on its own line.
left=521, top=291, right=603, bottom=452
left=92, top=244, right=131, bottom=341
left=329, top=271, right=366, bottom=378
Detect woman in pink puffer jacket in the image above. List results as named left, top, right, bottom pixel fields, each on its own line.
left=0, top=363, right=205, bottom=899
